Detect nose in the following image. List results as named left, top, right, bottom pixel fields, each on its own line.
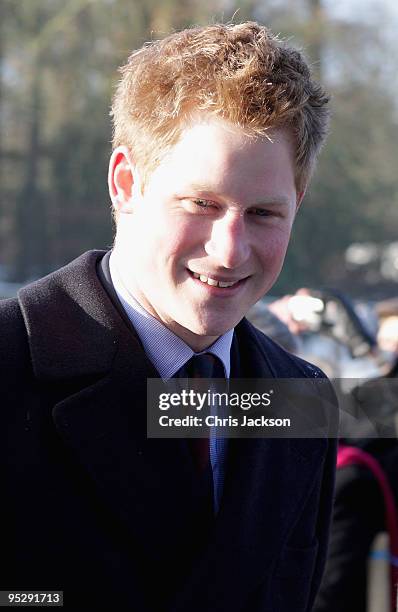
left=204, top=211, right=251, bottom=269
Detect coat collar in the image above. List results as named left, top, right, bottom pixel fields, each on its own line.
left=18, top=250, right=158, bottom=381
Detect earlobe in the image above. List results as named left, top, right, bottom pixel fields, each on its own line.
left=108, top=146, right=136, bottom=214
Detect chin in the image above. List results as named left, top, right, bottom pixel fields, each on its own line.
left=188, top=319, right=236, bottom=338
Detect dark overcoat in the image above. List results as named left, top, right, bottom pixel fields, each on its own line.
left=0, top=251, right=337, bottom=612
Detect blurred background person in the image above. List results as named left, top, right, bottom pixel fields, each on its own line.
left=249, top=288, right=398, bottom=612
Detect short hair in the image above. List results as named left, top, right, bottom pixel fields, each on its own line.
left=111, top=21, right=330, bottom=192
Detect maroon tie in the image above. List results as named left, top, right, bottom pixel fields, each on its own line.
left=178, top=353, right=224, bottom=471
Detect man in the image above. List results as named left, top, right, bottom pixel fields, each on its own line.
left=1, top=22, right=336, bottom=611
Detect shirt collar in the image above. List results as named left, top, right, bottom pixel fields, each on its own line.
left=109, top=251, right=233, bottom=379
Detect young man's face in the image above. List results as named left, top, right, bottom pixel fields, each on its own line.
left=111, top=117, right=302, bottom=351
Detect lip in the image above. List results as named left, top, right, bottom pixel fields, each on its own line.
left=187, top=268, right=249, bottom=295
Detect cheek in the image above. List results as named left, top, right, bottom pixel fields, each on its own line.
left=256, top=229, right=292, bottom=266
left=162, top=219, right=202, bottom=263
left=129, top=209, right=173, bottom=257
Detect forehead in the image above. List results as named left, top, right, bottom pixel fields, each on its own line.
left=149, top=118, right=297, bottom=201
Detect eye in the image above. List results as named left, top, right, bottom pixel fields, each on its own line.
left=249, top=208, right=272, bottom=217
left=184, top=198, right=218, bottom=214
left=193, top=198, right=214, bottom=209
left=247, top=206, right=285, bottom=220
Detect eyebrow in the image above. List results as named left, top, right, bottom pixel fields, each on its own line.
left=248, top=197, right=292, bottom=208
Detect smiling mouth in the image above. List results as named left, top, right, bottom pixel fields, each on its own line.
left=188, top=269, right=245, bottom=288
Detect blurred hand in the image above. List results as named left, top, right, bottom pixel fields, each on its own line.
left=268, top=289, right=320, bottom=335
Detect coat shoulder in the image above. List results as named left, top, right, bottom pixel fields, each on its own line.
left=241, top=317, right=327, bottom=379
left=0, top=297, right=31, bottom=374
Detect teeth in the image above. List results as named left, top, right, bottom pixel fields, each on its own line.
left=219, top=281, right=235, bottom=288
left=191, top=271, right=237, bottom=288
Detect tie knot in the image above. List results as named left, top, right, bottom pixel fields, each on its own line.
left=184, top=353, right=225, bottom=379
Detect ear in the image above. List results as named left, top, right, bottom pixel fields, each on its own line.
left=108, top=146, right=141, bottom=214
left=295, top=187, right=307, bottom=214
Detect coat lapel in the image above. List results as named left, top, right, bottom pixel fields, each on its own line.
left=168, top=319, right=328, bottom=611
left=18, top=251, right=212, bottom=577
left=171, top=436, right=327, bottom=611
left=52, top=342, right=212, bottom=569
